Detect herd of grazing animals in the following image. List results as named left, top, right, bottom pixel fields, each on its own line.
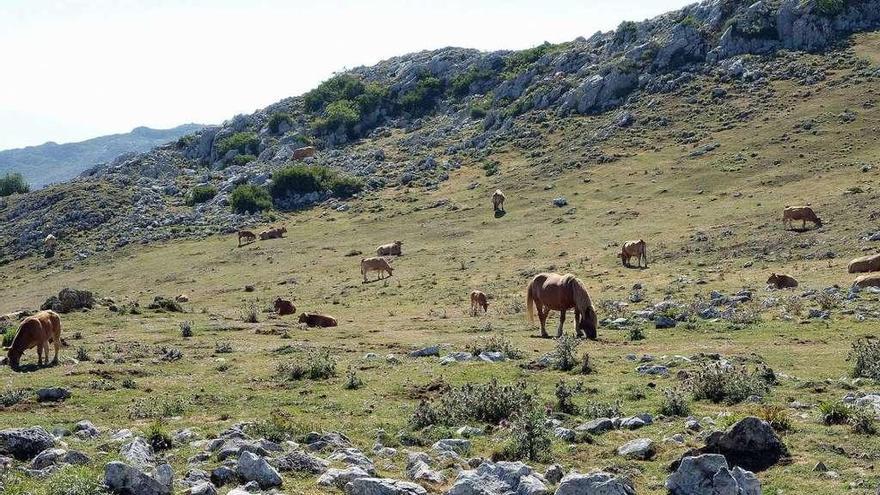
left=3, top=188, right=879, bottom=370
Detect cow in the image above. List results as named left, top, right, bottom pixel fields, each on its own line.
left=274, top=298, right=296, bottom=316
left=361, top=257, right=394, bottom=282
left=470, top=290, right=489, bottom=314
left=767, top=273, right=799, bottom=289
left=376, top=241, right=403, bottom=256
left=619, top=240, right=648, bottom=268
left=238, top=230, right=257, bottom=246
left=847, top=253, right=880, bottom=274
left=492, top=190, right=506, bottom=212
left=259, top=226, right=287, bottom=240
left=853, top=273, right=880, bottom=289
left=1, top=310, right=62, bottom=370
left=45, top=234, right=57, bottom=251
left=292, top=146, right=316, bottom=160
left=783, top=206, right=822, bottom=230
left=298, top=312, right=337, bottom=327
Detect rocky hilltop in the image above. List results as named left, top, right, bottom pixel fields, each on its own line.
left=0, top=124, right=205, bottom=188
left=2, top=0, right=879, bottom=262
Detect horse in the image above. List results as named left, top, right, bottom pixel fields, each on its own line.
left=492, top=190, right=506, bottom=212
left=526, top=273, right=598, bottom=339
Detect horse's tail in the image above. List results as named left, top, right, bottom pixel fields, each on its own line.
left=643, top=241, right=648, bottom=265
left=526, top=281, right=535, bottom=324
left=570, top=277, right=598, bottom=339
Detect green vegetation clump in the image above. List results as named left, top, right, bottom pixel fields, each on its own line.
left=230, top=184, right=272, bottom=213
left=145, top=418, right=172, bottom=450
left=313, top=99, right=361, bottom=136
left=305, top=75, right=389, bottom=136
left=409, top=379, right=534, bottom=427
left=304, top=74, right=366, bottom=112
left=276, top=349, right=337, bottom=381
left=398, top=75, right=443, bottom=115
left=819, top=400, right=850, bottom=425
left=552, top=334, right=580, bottom=371
left=186, top=185, right=216, bottom=206
left=0, top=388, right=27, bottom=407
left=344, top=365, right=364, bottom=390
left=504, top=42, right=555, bottom=77
left=466, top=334, right=523, bottom=359
left=659, top=388, right=691, bottom=417
left=1, top=324, right=15, bottom=347
left=0, top=172, right=30, bottom=197
left=554, top=379, right=579, bottom=414
left=501, top=403, right=551, bottom=461
left=269, top=164, right=363, bottom=201
left=4, top=465, right=108, bottom=495
left=582, top=399, right=623, bottom=419
left=849, top=337, right=880, bottom=379
left=690, top=363, right=770, bottom=404
left=815, top=0, right=845, bottom=16
left=246, top=409, right=315, bottom=442
left=848, top=406, right=877, bottom=434
left=451, top=68, right=496, bottom=96
left=230, top=154, right=256, bottom=167
left=615, top=21, right=638, bottom=44
left=215, top=132, right=260, bottom=157
left=267, top=112, right=293, bottom=134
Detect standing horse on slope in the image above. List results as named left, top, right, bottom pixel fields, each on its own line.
left=526, top=273, right=598, bottom=339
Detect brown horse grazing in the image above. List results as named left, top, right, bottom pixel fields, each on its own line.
left=526, top=273, right=598, bottom=339
left=470, top=290, right=489, bottom=314
left=2, top=310, right=62, bottom=370
left=238, top=230, right=256, bottom=246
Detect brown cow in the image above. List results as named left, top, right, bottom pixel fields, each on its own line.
left=853, top=273, right=880, bottom=289
left=619, top=240, right=648, bottom=268
left=298, top=312, right=337, bottom=327
left=847, top=253, right=880, bottom=274
left=2, top=310, right=62, bottom=370
left=259, top=226, right=287, bottom=240
left=767, top=273, right=798, bottom=289
left=470, top=290, right=489, bottom=314
left=45, top=234, right=57, bottom=251
left=376, top=241, right=403, bottom=256
left=361, top=257, right=394, bottom=282
left=238, top=230, right=256, bottom=246
left=783, top=206, right=822, bottom=230
left=273, top=298, right=296, bottom=316
left=492, top=190, right=505, bottom=212
left=292, top=146, right=316, bottom=160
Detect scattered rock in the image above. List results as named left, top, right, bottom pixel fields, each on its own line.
left=555, top=471, right=635, bottom=495
left=666, top=454, right=760, bottom=495
left=344, top=477, right=427, bottom=495
left=104, top=461, right=172, bottom=495
left=36, top=387, right=71, bottom=402
left=0, top=427, right=56, bottom=461
left=409, top=345, right=440, bottom=358
left=237, top=451, right=282, bottom=488
left=617, top=438, right=655, bottom=460
left=318, top=466, right=371, bottom=490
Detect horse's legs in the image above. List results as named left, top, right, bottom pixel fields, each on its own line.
left=557, top=310, right=566, bottom=338
left=538, top=306, right=549, bottom=338
left=574, top=310, right=584, bottom=338
left=52, top=338, right=60, bottom=364
left=37, top=344, right=43, bottom=366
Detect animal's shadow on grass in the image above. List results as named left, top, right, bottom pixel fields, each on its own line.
left=786, top=227, right=818, bottom=233
left=494, top=210, right=506, bottom=219
left=361, top=277, right=392, bottom=285
left=622, top=265, right=649, bottom=270
left=7, top=363, right=51, bottom=373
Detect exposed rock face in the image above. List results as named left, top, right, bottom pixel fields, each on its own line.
left=666, top=454, right=761, bottom=495
left=104, top=461, right=172, bottom=495
left=708, top=416, right=788, bottom=471
left=554, top=471, right=635, bottom=495
left=344, top=477, right=428, bottom=495
left=447, top=461, right=547, bottom=495
left=237, top=451, right=282, bottom=488
left=41, top=288, right=95, bottom=313
left=0, top=427, right=56, bottom=461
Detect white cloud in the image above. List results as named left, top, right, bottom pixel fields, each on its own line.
left=0, top=0, right=688, bottom=150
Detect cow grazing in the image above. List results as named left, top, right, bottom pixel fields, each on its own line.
left=361, top=257, right=393, bottom=282
left=847, top=253, right=880, bottom=274
left=298, top=312, right=337, bottom=327
left=292, top=146, right=316, bottom=160
left=619, top=240, right=648, bottom=268
left=470, top=290, right=489, bottom=314
left=2, top=310, right=62, bottom=370
left=767, top=273, right=798, bottom=289
left=45, top=234, right=57, bottom=251
left=783, top=206, right=822, bottom=230
left=238, top=230, right=257, bottom=246
left=274, top=298, right=296, bottom=316
left=376, top=241, right=403, bottom=256
left=853, top=273, right=880, bottom=289
left=259, top=226, right=287, bottom=240
left=492, top=190, right=506, bottom=212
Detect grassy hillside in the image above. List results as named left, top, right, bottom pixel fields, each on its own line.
left=1, top=34, right=879, bottom=495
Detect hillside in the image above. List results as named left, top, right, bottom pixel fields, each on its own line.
left=0, top=124, right=205, bottom=188
left=1, top=0, right=880, bottom=494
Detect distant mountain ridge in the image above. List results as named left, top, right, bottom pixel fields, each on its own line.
left=0, top=123, right=206, bottom=187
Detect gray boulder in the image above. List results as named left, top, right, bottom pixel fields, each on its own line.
left=237, top=451, right=282, bottom=488
left=406, top=452, right=444, bottom=484
left=318, top=466, right=371, bottom=490
left=432, top=438, right=471, bottom=455
left=447, top=461, right=545, bottom=495
left=73, top=420, right=100, bottom=439
left=328, top=448, right=376, bottom=474
left=36, top=387, right=71, bottom=402
left=710, top=416, right=788, bottom=472
left=104, top=461, right=171, bottom=495
left=544, top=464, right=564, bottom=485
left=0, top=426, right=56, bottom=460
left=409, top=345, right=440, bottom=357
left=120, top=437, right=155, bottom=468
left=41, top=288, right=95, bottom=313
left=666, top=454, right=760, bottom=495
left=554, top=471, right=635, bottom=495
left=274, top=450, right=329, bottom=474
left=617, top=438, right=655, bottom=460
left=189, top=482, right=217, bottom=495
left=344, top=477, right=428, bottom=495
left=576, top=418, right=614, bottom=435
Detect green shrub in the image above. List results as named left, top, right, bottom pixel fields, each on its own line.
left=230, top=184, right=271, bottom=213
left=1, top=325, right=15, bottom=347
left=849, top=337, right=880, bottom=380
left=501, top=403, right=551, bottom=461
left=216, top=132, right=260, bottom=157
left=344, top=365, right=364, bottom=390
left=398, top=75, right=443, bottom=115
left=504, top=42, right=553, bottom=76
left=482, top=161, right=499, bottom=176
left=690, top=363, right=769, bottom=404
left=466, top=334, right=523, bottom=359
left=451, top=68, right=496, bottom=96
left=304, top=74, right=366, bottom=112
left=246, top=409, right=316, bottom=442
left=750, top=404, right=792, bottom=432
left=0, top=172, right=29, bottom=197
left=409, top=379, right=534, bottom=427
left=555, top=380, right=579, bottom=415
left=579, top=352, right=596, bottom=375
left=276, top=349, right=337, bottom=381
left=848, top=406, right=877, bottom=434
left=313, top=99, right=361, bottom=135
left=231, top=154, right=256, bottom=167
left=582, top=399, right=623, bottom=419
left=269, top=164, right=363, bottom=201
left=815, top=0, right=844, bottom=16
left=628, top=326, right=646, bottom=341
left=186, top=185, right=216, bottom=206
left=553, top=334, right=580, bottom=372
left=659, top=388, right=691, bottom=417
left=268, top=112, right=293, bottom=134
left=145, top=418, right=172, bottom=451
left=239, top=300, right=260, bottom=323
left=354, top=83, right=389, bottom=114
left=179, top=320, right=193, bottom=338
left=328, top=175, right=364, bottom=198
left=45, top=465, right=108, bottom=495
left=615, top=21, right=638, bottom=44
left=819, top=401, right=850, bottom=425
left=0, top=389, right=27, bottom=407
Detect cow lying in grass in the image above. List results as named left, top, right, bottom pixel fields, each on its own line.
left=767, top=273, right=798, bottom=289
left=376, top=241, right=403, bottom=256
left=298, top=313, right=337, bottom=327
left=259, top=226, right=287, bottom=240
left=238, top=230, right=256, bottom=246
left=274, top=298, right=296, bottom=316
left=1, top=310, right=62, bottom=370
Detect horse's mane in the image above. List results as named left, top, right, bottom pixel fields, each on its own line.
left=563, top=274, right=593, bottom=312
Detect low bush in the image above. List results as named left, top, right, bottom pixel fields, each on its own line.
left=344, top=365, right=364, bottom=390
left=579, top=352, right=596, bottom=375
left=215, top=132, right=260, bottom=157
left=179, top=320, right=193, bottom=338
left=689, top=363, right=769, bottom=404
left=276, top=349, right=337, bottom=381
left=0, top=389, right=27, bottom=407
left=659, top=388, right=691, bottom=417
left=44, top=465, right=108, bottom=495
left=247, top=409, right=316, bottom=442
left=304, top=74, right=366, bottom=112
left=849, top=337, right=880, bottom=380
left=815, top=0, right=844, bottom=16
left=230, top=184, right=272, bottom=213
left=553, top=334, right=580, bottom=371
left=628, top=326, right=646, bottom=341
left=398, top=74, right=443, bottom=115
left=186, top=185, right=216, bottom=206
left=268, top=112, right=293, bottom=134
left=819, top=401, right=850, bottom=425
left=582, top=399, right=623, bottom=419
left=451, top=68, right=496, bottom=96
left=848, top=406, right=877, bottom=434
left=409, top=379, right=535, bottom=427
left=239, top=301, right=260, bottom=323
left=145, top=418, right=172, bottom=451
left=466, top=334, right=523, bottom=359
left=313, top=99, right=360, bottom=135
left=1, top=325, right=15, bottom=347
left=555, top=380, right=580, bottom=415
left=269, top=164, right=363, bottom=201
left=750, top=404, right=792, bottom=432
left=500, top=403, right=551, bottom=462
left=230, top=154, right=256, bottom=167
left=0, top=172, right=30, bottom=197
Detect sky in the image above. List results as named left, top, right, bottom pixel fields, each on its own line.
left=0, top=0, right=690, bottom=151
